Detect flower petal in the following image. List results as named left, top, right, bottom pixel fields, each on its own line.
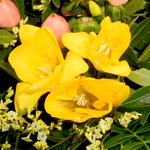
left=101, top=60, right=131, bottom=76
left=45, top=93, right=89, bottom=123
left=9, top=43, right=57, bottom=83
left=62, top=32, right=91, bottom=58
left=99, top=21, right=131, bottom=60
left=59, top=52, right=89, bottom=84
left=15, top=82, right=48, bottom=112
left=19, top=24, right=39, bottom=44
left=34, top=27, right=64, bottom=64
left=99, top=79, right=130, bottom=107
left=22, top=65, right=63, bottom=94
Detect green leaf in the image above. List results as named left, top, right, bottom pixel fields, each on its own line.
left=135, top=123, right=150, bottom=134
left=11, top=0, right=26, bottom=19
left=0, top=30, right=14, bottom=45
left=125, top=0, right=145, bottom=15
left=104, top=134, right=135, bottom=149
left=118, top=5, right=131, bottom=20
left=139, top=61, right=150, bottom=70
left=120, top=46, right=138, bottom=67
left=140, top=110, right=150, bottom=125
left=127, top=68, right=150, bottom=86
left=52, top=0, right=60, bottom=8
left=51, top=130, right=69, bottom=138
left=138, top=44, right=150, bottom=62
left=0, top=60, right=20, bottom=81
left=0, top=46, right=12, bottom=61
left=130, top=17, right=150, bottom=48
left=121, top=142, right=144, bottom=150
left=111, top=124, right=126, bottom=133
left=120, top=85, right=150, bottom=110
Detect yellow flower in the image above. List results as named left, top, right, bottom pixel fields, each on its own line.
left=62, top=19, right=131, bottom=76
left=44, top=76, right=130, bottom=122
left=8, top=25, right=88, bottom=112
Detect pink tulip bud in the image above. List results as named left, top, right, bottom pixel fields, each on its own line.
left=41, top=13, right=71, bottom=49
left=0, top=0, right=20, bottom=28
left=107, top=0, right=128, bottom=6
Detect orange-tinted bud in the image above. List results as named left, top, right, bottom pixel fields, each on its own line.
left=0, top=0, right=20, bottom=28
left=41, top=13, right=71, bottom=49
left=107, top=0, right=128, bottom=6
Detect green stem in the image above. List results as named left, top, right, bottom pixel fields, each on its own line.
left=125, top=127, right=150, bottom=150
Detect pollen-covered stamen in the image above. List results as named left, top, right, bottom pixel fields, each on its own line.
left=73, top=93, right=88, bottom=106
left=37, top=67, right=52, bottom=78
left=98, top=43, right=110, bottom=56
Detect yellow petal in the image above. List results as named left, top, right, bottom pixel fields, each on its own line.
left=62, top=32, right=91, bottom=58
left=99, top=79, right=130, bottom=107
left=74, top=105, right=112, bottom=117
left=45, top=93, right=88, bottom=123
left=59, top=52, right=89, bottom=84
left=101, top=60, right=131, bottom=76
left=100, top=21, right=131, bottom=60
left=34, top=27, right=64, bottom=64
left=19, top=24, right=39, bottom=44
left=15, top=82, right=48, bottom=112
left=80, top=78, right=114, bottom=100
left=22, top=65, right=63, bottom=94
left=8, top=43, right=59, bottom=84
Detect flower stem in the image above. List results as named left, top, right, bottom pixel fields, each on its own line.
left=125, top=127, right=150, bottom=150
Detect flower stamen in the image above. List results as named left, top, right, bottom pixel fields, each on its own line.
left=98, top=43, right=110, bottom=56
left=37, top=67, right=52, bottom=78
left=73, top=94, right=88, bottom=106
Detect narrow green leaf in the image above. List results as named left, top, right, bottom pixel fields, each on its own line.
left=118, top=5, right=131, bottom=20
left=51, top=130, right=69, bottom=138
left=0, top=30, right=14, bottom=44
left=104, top=134, right=134, bottom=149
left=127, top=68, right=150, bottom=86
left=140, top=110, right=150, bottom=125
left=121, top=142, right=143, bottom=150
left=120, top=46, right=138, bottom=67
left=0, top=60, right=20, bottom=81
left=135, top=123, right=150, bottom=134
left=111, top=124, right=126, bottom=133
left=125, top=0, right=145, bottom=15
left=139, top=44, right=150, bottom=62
left=130, top=17, right=150, bottom=48
left=120, top=85, right=150, bottom=110
left=139, top=61, right=150, bottom=70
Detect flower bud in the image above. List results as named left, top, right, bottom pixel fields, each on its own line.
left=105, top=4, right=121, bottom=22
left=0, top=0, right=20, bottom=28
left=69, top=17, right=100, bottom=34
left=107, top=0, right=128, bottom=7
left=100, top=16, right=111, bottom=27
left=41, top=13, right=71, bottom=49
left=89, top=1, right=102, bottom=16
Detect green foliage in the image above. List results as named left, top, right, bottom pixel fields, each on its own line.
left=0, top=0, right=150, bottom=149
left=0, top=30, right=14, bottom=45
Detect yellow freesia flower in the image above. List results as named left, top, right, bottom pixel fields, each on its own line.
left=8, top=25, right=88, bottom=112
left=45, top=76, right=130, bottom=122
left=62, top=19, right=131, bottom=76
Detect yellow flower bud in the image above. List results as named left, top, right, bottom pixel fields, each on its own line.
left=89, top=1, right=102, bottom=16
left=100, top=16, right=111, bottom=27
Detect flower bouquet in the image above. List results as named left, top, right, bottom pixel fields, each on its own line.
left=0, top=0, right=150, bottom=149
